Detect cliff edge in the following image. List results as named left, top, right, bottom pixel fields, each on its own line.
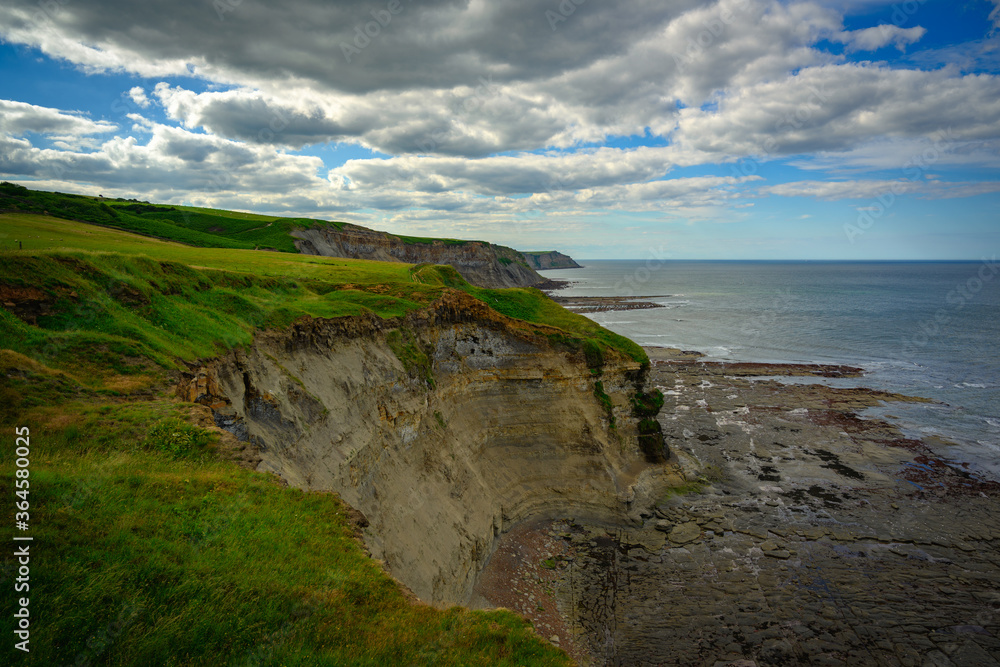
left=520, top=251, right=582, bottom=270
left=293, top=226, right=544, bottom=289
left=178, top=290, right=672, bottom=606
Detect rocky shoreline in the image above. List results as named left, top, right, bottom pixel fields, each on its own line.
left=549, top=295, right=672, bottom=314
left=474, top=347, right=1000, bottom=666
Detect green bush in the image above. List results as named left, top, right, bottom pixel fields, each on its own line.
left=583, top=339, right=605, bottom=370
left=145, top=418, right=213, bottom=458
left=632, top=389, right=664, bottom=418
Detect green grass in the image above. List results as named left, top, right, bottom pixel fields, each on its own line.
left=0, top=212, right=645, bottom=379
left=465, top=285, right=647, bottom=366
left=394, top=234, right=471, bottom=246
left=0, top=397, right=571, bottom=666
left=0, top=204, right=651, bottom=664
left=0, top=246, right=443, bottom=379
left=0, top=182, right=342, bottom=253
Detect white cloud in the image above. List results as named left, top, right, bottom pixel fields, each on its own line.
left=0, top=99, right=116, bottom=138
left=0, top=0, right=998, bottom=241
left=834, top=25, right=926, bottom=52
left=670, top=64, right=1000, bottom=161
left=0, top=104, right=327, bottom=207
left=127, top=87, right=151, bottom=109
left=762, top=179, right=1000, bottom=200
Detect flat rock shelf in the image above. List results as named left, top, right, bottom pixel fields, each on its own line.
left=549, top=295, right=672, bottom=314
left=475, top=347, right=1000, bottom=667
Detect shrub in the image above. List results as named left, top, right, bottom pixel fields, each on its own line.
left=583, top=339, right=604, bottom=370
left=145, top=418, right=213, bottom=458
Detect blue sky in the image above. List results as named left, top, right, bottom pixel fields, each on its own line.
left=1, top=0, right=999, bottom=259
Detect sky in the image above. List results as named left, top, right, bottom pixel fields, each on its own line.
left=1, top=0, right=999, bottom=260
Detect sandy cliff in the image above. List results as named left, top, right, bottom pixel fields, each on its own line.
left=292, top=226, right=543, bottom=289
left=178, top=290, right=670, bottom=605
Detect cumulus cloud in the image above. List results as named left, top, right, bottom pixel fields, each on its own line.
left=670, top=64, right=1000, bottom=160
left=834, top=25, right=926, bottom=52
left=0, top=103, right=326, bottom=206
left=0, top=0, right=690, bottom=93
left=127, top=87, right=151, bottom=109
left=1, top=0, right=998, bottom=237
left=328, top=146, right=687, bottom=196
left=4, top=0, right=988, bottom=165
left=0, top=99, right=116, bottom=137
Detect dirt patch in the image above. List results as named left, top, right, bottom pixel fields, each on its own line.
left=474, top=520, right=582, bottom=662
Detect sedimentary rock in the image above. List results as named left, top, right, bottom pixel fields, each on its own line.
left=292, top=226, right=543, bottom=289
left=177, top=290, right=673, bottom=605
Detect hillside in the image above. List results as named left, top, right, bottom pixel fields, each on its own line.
left=520, top=251, right=582, bottom=270
left=0, top=210, right=660, bottom=665
left=0, top=182, right=548, bottom=289
left=294, top=226, right=543, bottom=289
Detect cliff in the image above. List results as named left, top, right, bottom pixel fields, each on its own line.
left=292, top=226, right=544, bottom=289
left=178, top=290, right=671, bottom=606
left=520, top=251, right=582, bottom=270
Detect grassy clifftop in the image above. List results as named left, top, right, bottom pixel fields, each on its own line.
left=0, top=205, right=647, bottom=665
left=0, top=212, right=644, bottom=379
left=1, top=182, right=490, bottom=254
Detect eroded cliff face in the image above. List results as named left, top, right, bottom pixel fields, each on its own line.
left=178, top=291, right=670, bottom=605
left=520, top=251, right=582, bottom=270
left=292, top=226, right=543, bottom=289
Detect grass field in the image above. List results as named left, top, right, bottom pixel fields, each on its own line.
left=0, top=203, right=653, bottom=664
left=0, top=385, right=571, bottom=665
left=0, top=182, right=508, bottom=256
left=0, top=182, right=355, bottom=253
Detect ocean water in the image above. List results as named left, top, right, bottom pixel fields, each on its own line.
left=539, top=260, right=1000, bottom=480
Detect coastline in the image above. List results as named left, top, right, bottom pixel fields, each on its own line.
left=537, top=264, right=1000, bottom=482
left=475, top=345, right=1000, bottom=666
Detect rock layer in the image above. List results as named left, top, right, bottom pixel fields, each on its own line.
left=177, top=290, right=671, bottom=605
left=478, top=350, right=1000, bottom=666
left=520, top=251, right=582, bottom=271
left=292, top=226, right=543, bottom=288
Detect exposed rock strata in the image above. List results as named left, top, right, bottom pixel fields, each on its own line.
left=477, top=349, right=1000, bottom=666
left=520, top=251, right=582, bottom=270
left=292, top=226, right=544, bottom=288
left=177, top=290, right=672, bottom=605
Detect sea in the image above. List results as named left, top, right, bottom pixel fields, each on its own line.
left=538, top=260, right=1000, bottom=481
